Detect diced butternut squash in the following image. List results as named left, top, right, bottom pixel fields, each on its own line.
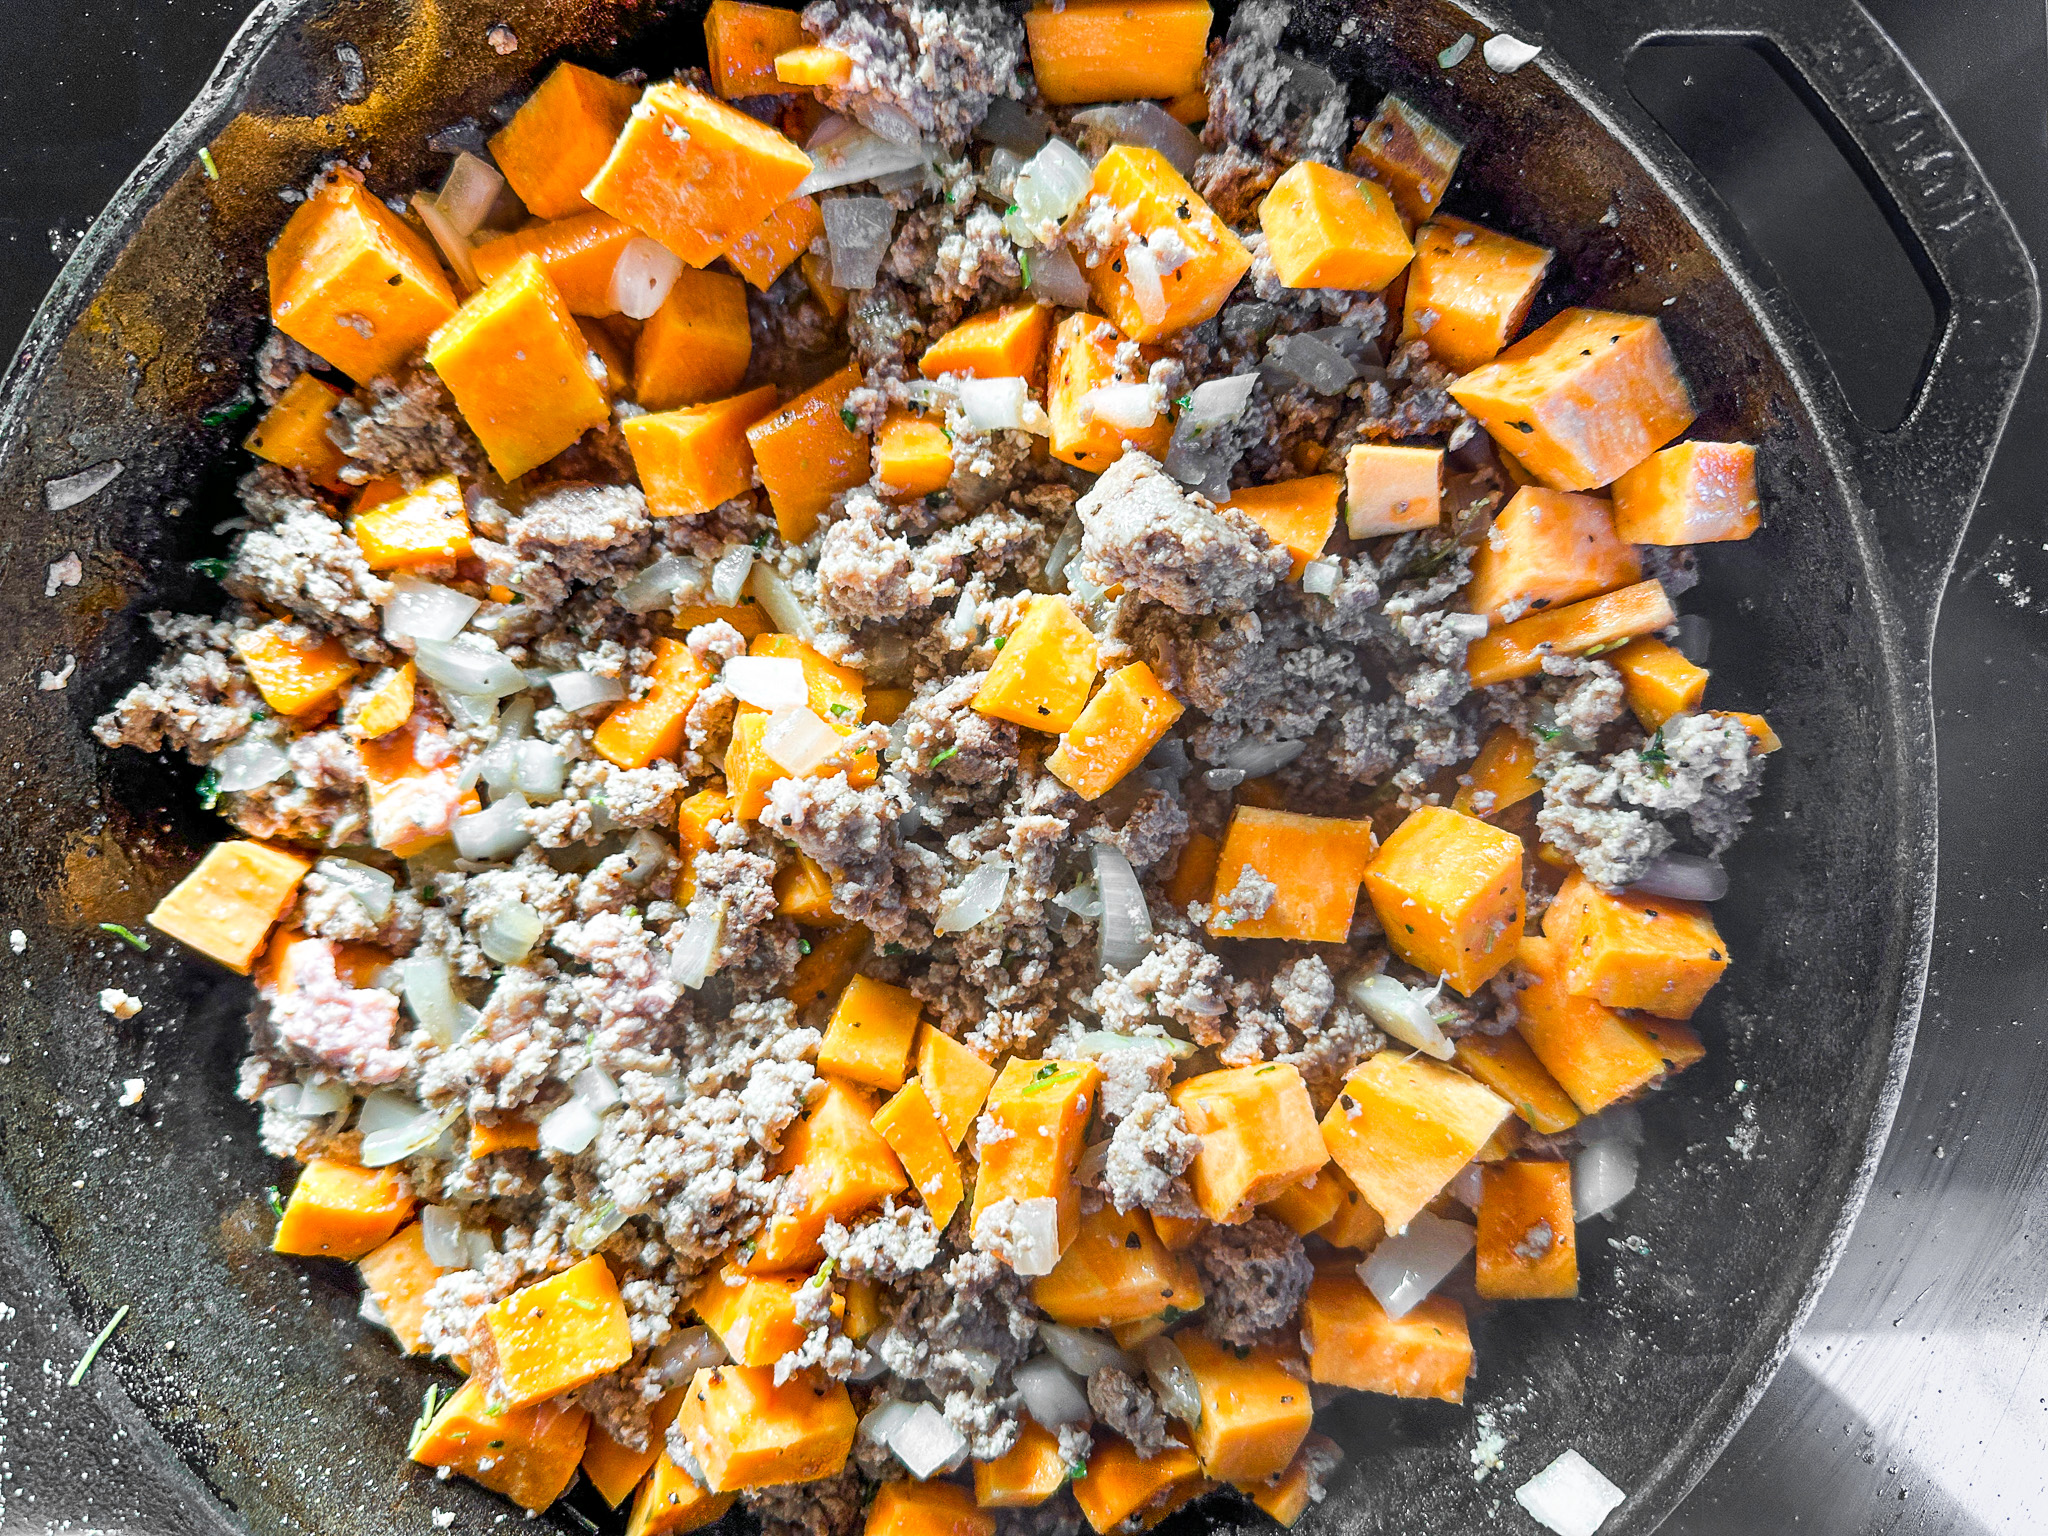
left=920, top=301, right=1053, bottom=381
left=1611, top=440, right=1761, bottom=544
left=753, top=631, right=869, bottom=723
left=1080, top=146, right=1251, bottom=342
left=1509, top=934, right=1689, bottom=1114
left=149, top=840, right=311, bottom=973
left=1451, top=725, right=1541, bottom=819
left=872, top=1078, right=965, bottom=1230
left=773, top=44, right=854, bottom=87
left=411, top=1374, right=590, bottom=1513
left=868, top=1480, right=996, bottom=1536
left=775, top=852, right=838, bottom=926
left=973, top=594, right=1100, bottom=733
left=1175, top=1334, right=1314, bottom=1483
left=783, top=922, right=870, bottom=1009
left=1451, top=309, right=1697, bottom=491
left=750, top=1078, right=908, bottom=1270
left=1165, top=89, right=1208, bottom=126
left=244, top=373, right=348, bottom=488
left=819, top=974, right=923, bottom=1091
left=1476, top=1160, right=1578, bottom=1300
left=1400, top=216, right=1553, bottom=374
left=1207, top=806, right=1378, bottom=944
left=1349, top=94, right=1464, bottom=225
left=357, top=1222, right=448, bottom=1355
left=468, top=1114, right=541, bottom=1159
left=1466, top=579, right=1678, bottom=687
left=1047, top=660, right=1184, bottom=801
left=633, top=268, right=753, bottom=409
left=1314, top=1164, right=1386, bottom=1251
left=706, top=0, right=809, bottom=97
left=800, top=247, right=849, bottom=319
left=975, top=1418, right=1068, bottom=1508
left=1223, top=475, right=1341, bottom=580
left=585, top=1390, right=686, bottom=1508
left=1032, top=1205, right=1204, bottom=1328
left=483, top=1255, right=636, bottom=1409
left=359, top=716, right=478, bottom=858
left=1610, top=636, right=1708, bottom=730
left=723, top=195, right=827, bottom=291
left=1072, top=1435, right=1203, bottom=1534
left=626, top=384, right=780, bottom=518
left=726, top=708, right=780, bottom=820
left=970, top=1058, right=1103, bottom=1257
left=747, top=363, right=871, bottom=544
left=584, top=81, right=814, bottom=268
left=1344, top=443, right=1443, bottom=538
left=874, top=410, right=955, bottom=499
left=594, top=637, right=715, bottom=769
left=1243, top=1433, right=1341, bottom=1528
left=426, top=254, right=610, bottom=479
left=1259, top=1170, right=1344, bottom=1237
left=1543, top=871, right=1728, bottom=1019
left=351, top=474, right=473, bottom=571
left=1465, top=487, right=1641, bottom=625
left=1171, top=1063, right=1328, bottom=1222
left=1320, top=1051, right=1511, bottom=1229
left=1300, top=1269, right=1471, bottom=1402
left=1046, top=312, right=1172, bottom=470
left=234, top=622, right=357, bottom=716
left=844, top=1277, right=882, bottom=1339
left=1152, top=1212, right=1205, bottom=1252
left=1025, top=0, right=1212, bottom=105
left=1721, top=709, right=1781, bottom=753
left=678, top=598, right=773, bottom=639
left=267, top=175, right=459, bottom=383
left=490, top=63, right=642, bottom=220
left=915, top=1025, right=998, bottom=1148
left=1363, top=805, right=1525, bottom=993
left=272, top=1156, right=413, bottom=1259
left=675, top=1364, right=856, bottom=1491
left=1453, top=1030, right=1582, bottom=1135
left=1149, top=836, right=1217, bottom=918
left=624, top=1448, right=737, bottom=1536
left=1259, top=161, right=1414, bottom=291
left=471, top=211, right=640, bottom=316
left=689, top=1264, right=815, bottom=1366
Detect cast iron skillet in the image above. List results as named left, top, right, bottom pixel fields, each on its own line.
left=0, top=1, right=2033, bottom=1532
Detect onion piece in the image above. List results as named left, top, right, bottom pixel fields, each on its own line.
left=1080, top=382, right=1158, bottom=431
left=571, top=1065, right=622, bottom=1114
left=1162, top=372, right=1259, bottom=495
left=413, top=637, right=526, bottom=698
left=795, top=119, right=930, bottom=195
left=1220, top=736, right=1305, bottom=776
left=670, top=904, right=726, bottom=990
left=1628, top=852, right=1729, bottom=902
left=1005, top=138, right=1092, bottom=245
left=765, top=706, right=844, bottom=776
left=1069, top=1030, right=1197, bottom=1062
left=360, top=1102, right=463, bottom=1167
left=410, top=190, right=479, bottom=290
left=1092, top=845, right=1152, bottom=972
left=723, top=655, right=809, bottom=710
left=1483, top=33, right=1544, bottom=74
left=936, top=859, right=1012, bottom=935
left=710, top=544, right=755, bottom=605
left=296, top=1078, right=351, bottom=1117
left=463, top=1228, right=496, bottom=1269
left=1025, top=243, right=1091, bottom=308
left=1445, top=1161, right=1485, bottom=1212
left=357, top=1089, right=419, bottom=1138
left=1037, top=1323, right=1136, bottom=1379
left=654, top=1326, right=728, bottom=1380
left=436, top=152, right=504, bottom=237
left=321, top=858, right=396, bottom=919
left=1122, top=241, right=1167, bottom=327
left=1139, top=1336, right=1202, bottom=1426
left=747, top=565, right=814, bottom=640
left=623, top=829, right=672, bottom=885
left=620, top=554, right=703, bottom=614
left=1042, top=517, right=1083, bottom=595
left=211, top=737, right=291, bottom=793
left=976, top=97, right=1049, bottom=155
left=538, top=1097, right=603, bottom=1156
left=1343, top=972, right=1454, bottom=1060
left=479, top=900, right=543, bottom=964
left=567, top=1194, right=629, bottom=1252
left=823, top=196, right=895, bottom=289
left=888, top=1402, right=968, bottom=1479
left=1573, top=1139, right=1639, bottom=1221
left=420, top=1204, right=468, bottom=1267
left=1515, top=1449, right=1626, bottom=1536
left=515, top=739, right=566, bottom=799
left=1359, top=1212, right=1475, bottom=1318
left=1300, top=558, right=1341, bottom=595
left=453, top=791, right=532, bottom=861
left=610, top=236, right=683, bottom=319
left=1577, top=1105, right=1644, bottom=1146
left=859, top=1396, right=917, bottom=1446
left=955, top=376, right=1045, bottom=434
left=1014, top=1354, right=1091, bottom=1429
left=549, top=670, right=626, bottom=712
left=1054, top=879, right=1103, bottom=919
left=399, top=956, right=469, bottom=1047
left=1267, top=330, right=1357, bottom=394
left=384, top=575, right=481, bottom=645
left=1072, top=103, right=1202, bottom=177
left=45, top=459, right=124, bottom=511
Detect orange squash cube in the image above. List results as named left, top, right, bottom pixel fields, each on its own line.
left=244, top=372, right=348, bottom=488
left=471, top=211, right=640, bottom=316
left=149, top=839, right=311, bottom=973
left=1451, top=724, right=1541, bottom=819
left=1032, top=1205, right=1204, bottom=1328
left=1047, top=660, right=1184, bottom=801
left=594, top=638, right=715, bottom=770
left=1207, top=806, right=1378, bottom=944
left=843, top=1277, right=883, bottom=1340
left=358, top=722, right=474, bottom=857
left=1609, top=636, right=1708, bottom=730
left=725, top=708, right=782, bottom=820
left=1080, top=146, right=1251, bottom=342
left=1465, top=579, right=1678, bottom=687
left=1072, top=1435, right=1203, bottom=1533
left=1320, top=1051, right=1511, bottom=1229
left=1300, top=1269, right=1471, bottom=1402
left=484, top=1255, right=636, bottom=1409
left=411, top=1375, right=590, bottom=1512
left=868, top=1480, right=995, bottom=1536
left=1545, top=871, right=1729, bottom=1019
left=1243, top=1433, right=1342, bottom=1528
left=625, top=384, right=780, bottom=519
left=1259, top=161, right=1414, bottom=291
left=1025, top=0, right=1212, bottom=106
left=1450, top=308, right=1697, bottom=492
left=723, top=195, right=826, bottom=291
left=350, top=474, right=473, bottom=571
left=623, top=1448, right=737, bottom=1535
left=1363, top=805, right=1524, bottom=993
left=490, top=63, right=641, bottom=219
left=775, top=852, right=838, bottom=926
left=1175, top=1334, right=1314, bottom=1483
left=874, top=410, right=955, bottom=499
left=973, top=594, right=1100, bottom=733
left=774, top=45, right=855, bottom=87
left=1400, top=217, right=1554, bottom=373
left=1465, top=487, right=1641, bottom=625
left=747, top=363, right=871, bottom=544
left=705, top=0, right=809, bottom=97
left=1476, top=1160, right=1578, bottom=1300
left=678, top=599, right=773, bottom=639
left=1611, top=440, right=1761, bottom=544
left=1344, top=443, right=1443, bottom=538
left=919, top=301, right=1054, bottom=381
left=633, top=268, right=752, bottom=410
left=674, top=1364, right=857, bottom=1491
left=915, top=1025, right=998, bottom=1148
left=1349, top=93, right=1464, bottom=225
left=1453, top=1030, right=1582, bottom=1135
left=1222, top=475, right=1341, bottom=580
left=272, top=1156, right=413, bottom=1259
left=1510, top=934, right=1691, bottom=1114
left=783, top=922, right=870, bottom=1010
left=750, top=1078, right=908, bottom=1270
left=585, top=1390, right=686, bottom=1508
left=1045, top=311, right=1172, bottom=470
left=357, top=1221, right=449, bottom=1354
left=1313, top=1165, right=1386, bottom=1251
left=820, top=974, right=924, bottom=1091
left=689, top=1264, right=815, bottom=1366
left=970, top=1058, right=1103, bottom=1258
left=975, top=1418, right=1068, bottom=1508
left=234, top=622, right=357, bottom=716
left=468, top=1114, right=541, bottom=1159
left=800, top=247, right=849, bottom=319
left=1259, top=1170, right=1345, bottom=1237
left=1171, top=1063, right=1328, bottom=1222
left=753, top=631, right=869, bottom=724
left=872, top=1077, right=965, bottom=1230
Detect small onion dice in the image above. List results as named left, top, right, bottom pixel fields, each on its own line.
left=610, top=237, right=683, bottom=320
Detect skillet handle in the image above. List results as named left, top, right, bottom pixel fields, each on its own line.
left=1535, top=0, right=2039, bottom=628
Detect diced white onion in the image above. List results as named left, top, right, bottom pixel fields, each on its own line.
left=624, top=829, right=672, bottom=885
left=453, top=791, right=532, bottom=861
left=211, top=737, right=291, bottom=793
left=1139, top=1336, right=1202, bottom=1426
left=1267, top=331, right=1357, bottom=394
left=360, top=1102, right=463, bottom=1167
left=398, top=956, right=468, bottom=1047
left=1515, top=1449, right=1626, bottom=1536
left=420, top=1204, right=468, bottom=1267
left=1446, top=1161, right=1485, bottom=1211
left=823, top=196, right=894, bottom=289
left=1037, top=1323, right=1136, bottom=1379
left=1628, top=852, right=1730, bottom=902
left=610, top=236, right=683, bottom=320
left=1201, top=767, right=1245, bottom=791
left=410, top=190, right=479, bottom=290
left=478, top=900, right=543, bottom=964
left=1443, top=612, right=1491, bottom=641
left=260, top=1083, right=302, bottom=1114
left=1065, top=552, right=1106, bottom=608
left=1573, top=1139, right=1639, bottom=1221
left=723, top=655, right=809, bottom=710
left=956, top=377, right=1032, bottom=432
left=384, top=574, right=481, bottom=646
left=322, top=858, right=395, bottom=919
left=1483, top=33, right=1544, bottom=74
left=571, top=1065, right=622, bottom=1114
left=764, top=705, right=843, bottom=776
left=1344, top=972, right=1454, bottom=1060
left=357, top=1089, right=419, bottom=1138
left=1080, top=382, right=1157, bottom=432
left=1014, top=1354, right=1092, bottom=1429
left=1054, top=879, right=1103, bottom=919
left=413, top=637, right=526, bottom=698
left=1026, top=243, right=1091, bottom=308
left=1093, top=845, right=1151, bottom=972
left=795, top=118, right=931, bottom=196
left=670, top=904, right=725, bottom=990
left=436, top=152, right=504, bottom=238
left=1069, top=1030, right=1197, bottom=1061
left=478, top=738, right=519, bottom=794
left=888, top=1402, right=968, bottom=1479
left=515, top=739, right=566, bottom=799
left=620, top=554, right=702, bottom=614
left=1359, top=1212, right=1476, bottom=1318
left=1006, top=138, right=1092, bottom=244
left=654, top=1326, right=728, bottom=1380
left=1301, top=558, right=1341, bottom=595
left=45, top=459, right=124, bottom=511
left=434, top=685, right=500, bottom=730
left=549, top=670, right=626, bottom=712
left=1163, top=372, right=1259, bottom=497
left=1185, top=373, right=1259, bottom=425
left=1220, top=737, right=1307, bottom=776
left=464, top=1227, right=497, bottom=1269
left=984, top=1193, right=1059, bottom=1276
left=747, top=565, right=814, bottom=640
left=538, top=1096, right=603, bottom=1156
left=1578, top=1105, right=1644, bottom=1146
left=1072, top=104, right=1203, bottom=177
left=710, top=544, right=756, bottom=605
left=1123, top=241, right=1167, bottom=327
left=936, top=859, right=1012, bottom=935
left=976, top=97, right=1050, bottom=156
left=860, top=1396, right=918, bottom=1445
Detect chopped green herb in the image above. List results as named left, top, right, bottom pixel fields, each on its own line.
left=752, top=530, right=772, bottom=549
left=1531, top=722, right=1562, bottom=744
left=199, top=395, right=254, bottom=428
left=1640, top=727, right=1672, bottom=781
left=1006, top=204, right=1020, bottom=219
left=623, top=906, right=639, bottom=919
left=940, top=424, right=954, bottom=444
left=1025, top=1067, right=1082, bottom=1093
left=68, top=1304, right=130, bottom=1387
left=839, top=406, right=861, bottom=433
left=992, top=635, right=1006, bottom=651
left=808, top=1258, right=838, bottom=1287
left=99, top=923, right=151, bottom=952
left=883, top=942, right=905, bottom=956
left=266, top=1185, right=285, bottom=1219
left=830, top=703, right=852, bottom=719
left=558, top=1504, right=601, bottom=1536
left=738, top=1238, right=758, bottom=1261
left=407, top=1385, right=445, bottom=1452
left=1065, top=1463, right=1089, bottom=1484
left=189, top=556, right=231, bottom=579
left=250, top=706, right=268, bottom=722
left=799, top=939, right=812, bottom=955
left=1019, top=250, right=1032, bottom=286
left=1175, top=393, right=1193, bottom=412
left=196, top=768, right=221, bottom=810
left=197, top=147, right=219, bottom=181
left=929, top=744, right=959, bottom=767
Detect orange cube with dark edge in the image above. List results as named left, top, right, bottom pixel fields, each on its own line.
left=747, top=364, right=872, bottom=544
left=673, top=1364, right=857, bottom=1491
left=819, top=974, right=923, bottom=1090
left=1363, top=804, right=1524, bottom=994
left=705, top=0, right=808, bottom=97
left=1451, top=724, right=1541, bottom=819
left=623, top=1448, right=737, bottom=1535
left=272, top=1156, right=414, bottom=1259
left=689, top=1264, right=815, bottom=1366
left=350, top=474, right=473, bottom=570
left=783, top=922, right=870, bottom=1010
left=1047, top=661, right=1184, bottom=801
left=1258, top=161, right=1414, bottom=291
left=919, top=301, right=1054, bottom=380
left=1450, top=308, right=1696, bottom=491
left=585, top=1389, right=685, bottom=1508
left=583, top=81, right=814, bottom=268
left=490, top=63, right=641, bottom=219
left=1319, top=1051, right=1510, bottom=1229
left=411, top=1375, right=590, bottom=1512
left=773, top=45, right=854, bottom=88
left=1454, top=1030, right=1582, bottom=1135
left=483, top=1255, right=636, bottom=1409
left=468, top=1113, right=541, bottom=1159
left=874, top=411, right=954, bottom=498
left=1072, top=1435, right=1203, bottom=1534
left=594, top=638, right=715, bottom=769
left=234, top=622, right=358, bottom=716
left=1477, top=1160, right=1578, bottom=1299
left=775, top=852, right=837, bottom=925
left=1610, top=636, right=1708, bottom=730
left=677, top=599, right=773, bottom=639
left=973, top=594, right=1100, bottom=733
left=1259, top=1170, right=1345, bottom=1237
left=1349, top=93, right=1464, bottom=225
left=1400, top=216, right=1554, bottom=373
left=267, top=175, right=458, bottom=384
left=244, top=373, right=347, bottom=488
left=1244, top=1434, right=1343, bottom=1528
left=1465, top=579, right=1678, bottom=687
left=748, top=1077, right=908, bottom=1270
left=625, top=384, right=780, bottom=519
left=868, top=1480, right=996, bottom=1536
left=425, top=254, right=610, bottom=479
left=1164, top=831, right=1222, bottom=911
left=1046, top=311, right=1172, bottom=470
left=1611, top=440, right=1761, bottom=544
left=632, top=268, right=753, bottom=410
left=1025, top=0, right=1212, bottom=106
left=970, top=1058, right=1103, bottom=1257
left=148, top=840, right=312, bottom=973
left=723, top=196, right=826, bottom=290
left=1176, top=1334, right=1314, bottom=1483
left=357, top=1222, right=448, bottom=1354
left=915, top=1024, right=998, bottom=1148
left=1031, top=1205, right=1204, bottom=1328
left=1510, top=934, right=1696, bottom=1113
left=1545, top=870, right=1729, bottom=1019
left=1300, top=1268, right=1472, bottom=1402
left=1719, top=709, right=1781, bottom=754
left=1207, top=806, right=1378, bottom=944
left=1314, top=1164, right=1387, bottom=1252
left=1080, top=146, right=1251, bottom=343
left=872, top=1077, right=964, bottom=1230
left=975, top=1418, right=1068, bottom=1508
left=1222, top=475, right=1341, bottom=580
left=471, top=211, right=640, bottom=316
left=1464, top=487, right=1641, bottom=625
left=1171, top=1063, right=1328, bottom=1222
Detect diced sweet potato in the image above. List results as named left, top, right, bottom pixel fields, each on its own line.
left=347, top=662, right=417, bottom=743
left=726, top=708, right=780, bottom=820
left=272, top=1156, right=413, bottom=1259
left=819, top=974, right=923, bottom=1091
left=679, top=776, right=730, bottom=854
left=872, top=1077, right=965, bottom=1231
left=471, top=211, right=640, bottom=317
left=351, top=474, right=474, bottom=571
left=705, top=0, right=808, bottom=97
left=971, top=1058, right=1103, bottom=1257
left=1349, top=93, right=1464, bottom=225
left=1610, top=636, right=1708, bottom=730
left=1451, top=309, right=1697, bottom=491
left=874, top=410, right=954, bottom=499
left=359, top=720, right=475, bottom=857
left=1344, top=443, right=1443, bottom=538
left=490, top=63, right=642, bottom=219
left=594, top=637, right=714, bottom=769
left=485, top=1255, right=635, bottom=1409
left=1546, top=870, right=1728, bottom=1018
left=1451, top=724, right=1541, bottom=819
left=1258, top=1170, right=1344, bottom=1237
left=244, top=372, right=348, bottom=488
left=775, top=852, right=837, bottom=926
left=678, top=598, right=773, bottom=639
left=689, top=1264, right=815, bottom=1367
left=425, top=254, right=610, bottom=479
left=800, top=248, right=849, bottom=319
left=973, top=594, right=1100, bottom=733
left=1453, top=1030, right=1582, bottom=1135
left=920, top=301, right=1053, bottom=381
left=1465, top=487, right=1641, bottom=624
left=267, top=175, right=458, bottom=383
left=1300, top=1270, right=1471, bottom=1402
left=1207, top=806, right=1378, bottom=944
left=753, top=631, right=869, bottom=724
left=149, top=840, right=312, bottom=973
left=234, top=622, right=357, bottom=717
left=1165, top=89, right=1208, bottom=125
left=1314, top=1164, right=1386, bottom=1251
left=585, top=1390, right=685, bottom=1508
left=1476, top=1160, right=1578, bottom=1299
left=411, top=1375, right=590, bottom=1513
left=783, top=922, right=870, bottom=1009
left=1720, top=709, right=1781, bottom=753
left=625, top=384, right=780, bottom=518
left=747, top=364, right=871, bottom=543
left=1222, top=475, right=1341, bottom=580
left=1243, top=1433, right=1342, bottom=1528
left=468, top=1114, right=540, bottom=1159
left=1024, top=0, right=1212, bottom=105
left=1072, top=1435, right=1202, bottom=1534
left=1080, top=146, right=1251, bottom=342
left=1363, top=805, right=1524, bottom=993
left=1046, top=311, right=1172, bottom=470
left=1611, top=440, right=1761, bottom=544
left=1400, top=216, right=1553, bottom=373
left=1320, top=1051, right=1511, bottom=1229
left=674, top=1363, right=857, bottom=1491
left=623, top=1448, right=737, bottom=1536
left=751, top=1078, right=908, bottom=1269
left=1175, top=1334, right=1314, bottom=1483
left=1465, top=579, right=1678, bottom=687
left=774, top=45, right=854, bottom=87
left=1046, top=660, right=1184, bottom=801
left=1510, top=934, right=1693, bottom=1113
left=975, top=1418, right=1068, bottom=1508
left=916, top=1025, right=998, bottom=1148
left=634, top=268, right=753, bottom=410
left=868, top=1480, right=996, bottom=1536
left=844, top=1277, right=882, bottom=1339
left=1164, top=831, right=1222, bottom=912
left=722, top=196, right=826, bottom=291
left=1032, top=1205, right=1204, bottom=1328
left=358, top=1221, right=448, bottom=1354
left=1171, top=1063, right=1328, bottom=1222
left=1259, top=161, right=1414, bottom=291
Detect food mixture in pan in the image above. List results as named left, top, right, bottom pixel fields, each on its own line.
left=94, top=3, right=1777, bottom=1533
